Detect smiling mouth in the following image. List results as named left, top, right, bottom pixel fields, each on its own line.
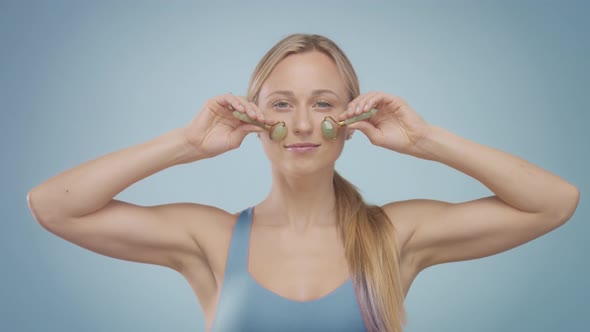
left=284, top=144, right=320, bottom=152
left=284, top=143, right=320, bottom=148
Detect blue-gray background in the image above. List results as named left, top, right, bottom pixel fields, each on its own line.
left=2, top=0, right=588, bottom=331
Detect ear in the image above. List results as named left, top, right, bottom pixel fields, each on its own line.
left=345, top=128, right=355, bottom=140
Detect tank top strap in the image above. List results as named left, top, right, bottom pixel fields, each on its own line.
left=223, top=206, right=254, bottom=282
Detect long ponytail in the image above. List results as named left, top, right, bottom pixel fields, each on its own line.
left=334, top=171, right=407, bottom=331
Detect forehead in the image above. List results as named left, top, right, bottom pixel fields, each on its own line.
left=259, top=51, right=347, bottom=99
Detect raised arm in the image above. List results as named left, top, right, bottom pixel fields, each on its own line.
left=26, top=94, right=266, bottom=273
left=384, top=125, right=579, bottom=272
left=340, top=92, right=579, bottom=273
left=26, top=128, right=212, bottom=272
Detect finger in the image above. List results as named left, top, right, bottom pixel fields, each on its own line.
left=217, top=93, right=244, bottom=112
left=238, top=122, right=264, bottom=133
left=247, top=101, right=266, bottom=124
left=214, top=95, right=243, bottom=122
left=219, top=94, right=260, bottom=123
left=362, top=92, right=383, bottom=112
left=337, top=108, right=349, bottom=122
left=340, top=108, right=377, bottom=126
left=229, top=123, right=265, bottom=148
left=340, top=92, right=376, bottom=121
left=235, top=96, right=264, bottom=124
left=341, top=98, right=359, bottom=121
left=344, top=94, right=361, bottom=118
left=354, top=92, right=379, bottom=115
left=346, top=92, right=375, bottom=118
left=345, top=95, right=362, bottom=119
left=228, top=94, right=258, bottom=120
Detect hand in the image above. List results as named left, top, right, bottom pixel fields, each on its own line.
left=338, top=92, right=431, bottom=157
left=182, top=93, right=266, bottom=160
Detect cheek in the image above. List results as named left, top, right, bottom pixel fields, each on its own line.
left=259, top=136, right=282, bottom=157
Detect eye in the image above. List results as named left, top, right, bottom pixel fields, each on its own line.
left=315, top=100, right=333, bottom=110
left=271, top=100, right=334, bottom=110
left=271, top=101, right=291, bottom=110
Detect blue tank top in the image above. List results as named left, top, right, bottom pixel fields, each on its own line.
left=210, top=207, right=368, bottom=332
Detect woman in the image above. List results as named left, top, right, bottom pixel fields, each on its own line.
left=26, top=34, right=579, bottom=332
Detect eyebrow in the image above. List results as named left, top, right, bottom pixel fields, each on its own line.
left=267, top=89, right=340, bottom=98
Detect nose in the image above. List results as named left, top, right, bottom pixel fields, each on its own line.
left=291, top=108, right=313, bottom=136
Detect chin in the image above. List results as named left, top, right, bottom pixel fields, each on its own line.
left=265, top=147, right=342, bottom=177
left=281, top=160, right=335, bottom=178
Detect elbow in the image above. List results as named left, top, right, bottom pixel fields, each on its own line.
left=553, top=185, right=580, bottom=225
left=27, top=190, right=40, bottom=222
left=27, top=189, right=56, bottom=228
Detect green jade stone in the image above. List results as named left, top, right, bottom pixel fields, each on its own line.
left=321, top=118, right=338, bottom=140
left=341, top=108, right=378, bottom=126
left=233, top=111, right=286, bottom=141
left=321, top=108, right=378, bottom=140
left=269, top=123, right=287, bottom=141
left=232, top=111, right=266, bottom=129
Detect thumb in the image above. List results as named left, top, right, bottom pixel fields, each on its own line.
left=229, top=124, right=264, bottom=146
left=346, top=120, right=377, bottom=138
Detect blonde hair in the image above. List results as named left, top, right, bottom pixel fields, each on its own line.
left=247, top=34, right=407, bottom=332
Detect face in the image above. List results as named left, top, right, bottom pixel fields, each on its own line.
left=256, top=50, right=351, bottom=176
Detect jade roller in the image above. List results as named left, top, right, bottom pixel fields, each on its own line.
left=321, top=108, right=378, bottom=140
left=232, top=111, right=287, bottom=141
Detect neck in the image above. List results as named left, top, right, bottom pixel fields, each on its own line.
left=258, top=167, right=338, bottom=232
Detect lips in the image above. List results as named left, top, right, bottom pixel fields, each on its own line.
left=284, top=143, right=320, bottom=148
left=284, top=142, right=320, bottom=153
